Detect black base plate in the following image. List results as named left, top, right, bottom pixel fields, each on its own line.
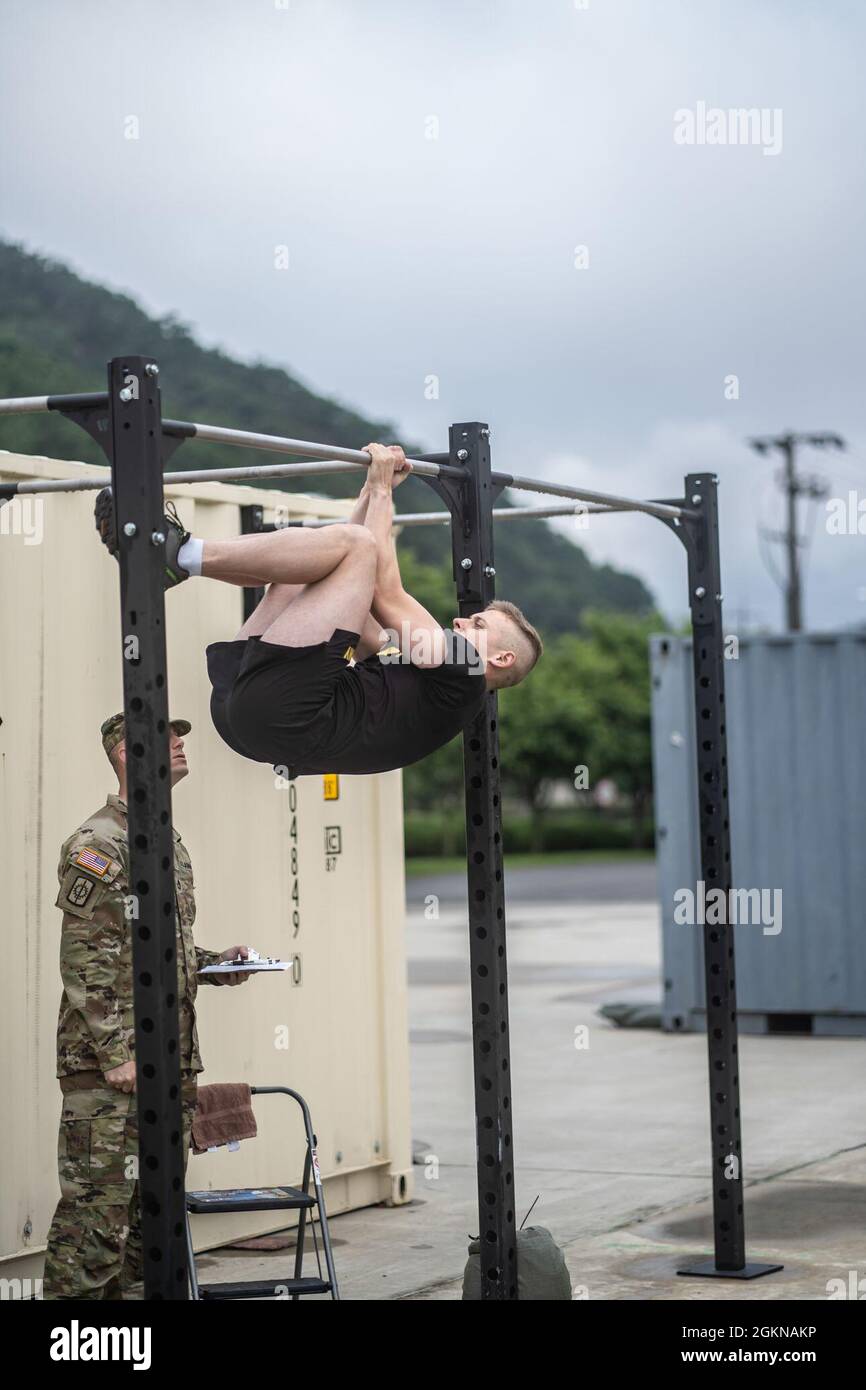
left=677, top=1259, right=784, bottom=1280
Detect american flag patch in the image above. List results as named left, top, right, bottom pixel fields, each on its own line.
left=74, top=847, right=111, bottom=877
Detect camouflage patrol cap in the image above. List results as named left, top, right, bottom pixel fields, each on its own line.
left=101, top=712, right=192, bottom=758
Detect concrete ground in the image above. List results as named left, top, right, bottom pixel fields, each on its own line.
left=200, top=861, right=865, bottom=1300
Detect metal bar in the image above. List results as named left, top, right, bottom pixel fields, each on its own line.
left=674, top=474, right=782, bottom=1282
left=0, top=456, right=467, bottom=498
left=0, top=473, right=112, bottom=496
left=686, top=475, right=745, bottom=1269
left=0, top=392, right=110, bottom=414
left=292, top=1147, right=311, bottom=1300
left=109, top=355, right=188, bottom=1300
left=0, top=392, right=462, bottom=478
left=687, top=475, right=744, bottom=1267
left=160, top=421, right=465, bottom=479
left=0, top=469, right=655, bottom=506
left=0, top=462, right=695, bottom=519
left=399, top=501, right=606, bottom=524
left=411, top=451, right=451, bottom=465
left=184, top=1212, right=200, bottom=1300
left=493, top=470, right=693, bottom=521
left=287, top=501, right=608, bottom=527
left=0, top=391, right=690, bottom=516
left=0, top=395, right=48, bottom=414
left=449, top=421, right=518, bottom=1300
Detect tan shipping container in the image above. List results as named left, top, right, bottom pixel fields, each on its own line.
left=0, top=451, right=413, bottom=1286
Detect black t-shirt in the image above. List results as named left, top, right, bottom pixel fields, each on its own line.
left=293, top=629, right=489, bottom=776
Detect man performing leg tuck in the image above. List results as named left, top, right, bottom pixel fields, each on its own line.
left=95, top=444, right=542, bottom=778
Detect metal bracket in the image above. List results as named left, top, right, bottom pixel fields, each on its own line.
left=54, top=403, right=187, bottom=467
left=678, top=1258, right=784, bottom=1280
left=420, top=424, right=504, bottom=608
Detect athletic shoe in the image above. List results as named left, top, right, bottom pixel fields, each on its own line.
left=94, top=488, right=192, bottom=589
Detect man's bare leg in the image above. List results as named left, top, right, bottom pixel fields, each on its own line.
left=215, top=484, right=376, bottom=640
left=201, top=523, right=377, bottom=643
left=237, top=582, right=386, bottom=657
left=204, top=522, right=378, bottom=647
left=205, top=450, right=400, bottom=648
left=201, top=521, right=370, bottom=589
left=236, top=582, right=306, bottom=639
left=257, top=532, right=377, bottom=646
left=202, top=466, right=378, bottom=594
left=254, top=459, right=400, bottom=647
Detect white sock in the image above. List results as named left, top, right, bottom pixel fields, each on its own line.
left=177, top=537, right=204, bottom=576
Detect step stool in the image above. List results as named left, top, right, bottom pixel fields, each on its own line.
left=185, top=1084, right=340, bottom=1300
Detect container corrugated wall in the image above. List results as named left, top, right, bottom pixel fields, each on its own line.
left=650, top=631, right=866, bottom=1035
left=0, top=452, right=413, bottom=1280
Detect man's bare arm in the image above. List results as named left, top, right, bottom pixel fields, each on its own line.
left=363, top=445, right=446, bottom=669
left=324, top=480, right=382, bottom=659
left=347, top=482, right=371, bottom=527
left=341, top=477, right=419, bottom=662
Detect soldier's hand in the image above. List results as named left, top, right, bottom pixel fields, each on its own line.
left=105, top=1059, right=137, bottom=1093
left=212, top=944, right=253, bottom=986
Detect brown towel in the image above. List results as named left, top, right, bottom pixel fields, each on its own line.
left=192, top=1083, right=257, bottom=1155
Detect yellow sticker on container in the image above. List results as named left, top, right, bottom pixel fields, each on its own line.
left=323, top=774, right=339, bottom=801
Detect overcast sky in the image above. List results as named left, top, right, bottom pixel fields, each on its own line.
left=2, top=0, right=864, bottom=628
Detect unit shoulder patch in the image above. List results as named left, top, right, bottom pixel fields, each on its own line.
left=67, top=875, right=95, bottom=908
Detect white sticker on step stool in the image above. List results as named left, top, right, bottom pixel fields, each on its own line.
left=312, top=1148, right=321, bottom=1182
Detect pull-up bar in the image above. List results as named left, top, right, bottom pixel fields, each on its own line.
left=0, top=459, right=449, bottom=497
left=289, top=502, right=608, bottom=527
left=492, top=472, right=693, bottom=522
left=0, top=390, right=694, bottom=522
left=0, top=398, right=460, bottom=485
left=0, top=392, right=112, bottom=414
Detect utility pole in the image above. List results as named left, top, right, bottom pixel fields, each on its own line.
left=748, top=431, right=845, bottom=631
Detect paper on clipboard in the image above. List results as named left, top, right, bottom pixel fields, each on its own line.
left=199, top=948, right=289, bottom=975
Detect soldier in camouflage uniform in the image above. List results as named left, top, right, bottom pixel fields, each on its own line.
left=43, top=713, right=252, bottom=1300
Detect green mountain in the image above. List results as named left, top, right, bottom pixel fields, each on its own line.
left=0, top=239, right=654, bottom=632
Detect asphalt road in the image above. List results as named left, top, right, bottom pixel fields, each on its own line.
left=406, top=857, right=658, bottom=908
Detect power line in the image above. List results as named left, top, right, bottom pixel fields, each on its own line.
left=747, top=431, right=845, bottom=630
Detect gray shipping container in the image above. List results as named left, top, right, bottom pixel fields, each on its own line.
left=650, top=631, right=866, bottom=1036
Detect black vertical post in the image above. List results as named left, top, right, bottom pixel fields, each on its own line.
left=675, top=473, right=781, bottom=1280
left=240, top=503, right=266, bottom=623
left=108, top=355, right=188, bottom=1299
left=447, top=422, right=518, bottom=1300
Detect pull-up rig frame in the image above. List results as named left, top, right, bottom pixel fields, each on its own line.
left=0, top=356, right=781, bottom=1298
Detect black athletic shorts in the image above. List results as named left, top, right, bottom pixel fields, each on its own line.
left=206, top=628, right=360, bottom=771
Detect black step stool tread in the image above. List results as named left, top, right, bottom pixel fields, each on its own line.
left=186, top=1185, right=315, bottom=1213
left=198, top=1277, right=331, bottom=1299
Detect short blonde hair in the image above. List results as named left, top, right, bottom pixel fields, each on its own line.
left=487, top=599, right=543, bottom=687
